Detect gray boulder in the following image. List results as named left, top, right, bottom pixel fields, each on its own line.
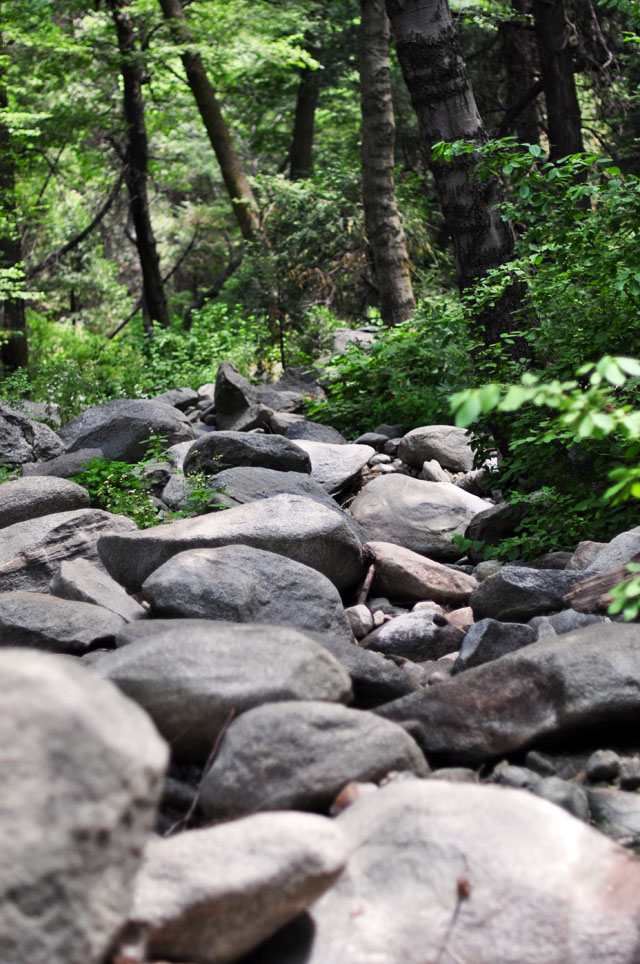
left=285, top=420, right=346, bottom=444
left=51, top=558, right=146, bottom=622
left=199, top=465, right=339, bottom=511
left=98, top=493, right=364, bottom=591
left=183, top=431, right=311, bottom=476
left=0, top=403, right=65, bottom=466
left=588, top=788, right=640, bottom=844
left=216, top=403, right=274, bottom=433
left=454, top=618, right=537, bottom=673
left=95, top=621, right=352, bottom=763
left=0, top=475, right=89, bottom=528
left=152, top=387, right=199, bottom=411
left=376, top=623, right=640, bottom=765
left=398, top=424, right=475, bottom=472
left=58, top=399, right=194, bottom=462
left=128, top=813, right=347, bottom=964
left=362, top=609, right=464, bottom=661
left=567, top=540, right=606, bottom=570
left=250, top=779, right=640, bottom=964
left=0, top=508, right=136, bottom=593
left=0, top=590, right=124, bottom=654
left=141, top=545, right=352, bottom=642
left=255, top=384, right=306, bottom=413
left=470, top=567, right=587, bottom=621
left=21, top=447, right=105, bottom=478
left=350, top=475, right=487, bottom=561
left=529, top=609, right=605, bottom=640
left=214, top=360, right=256, bottom=415
left=331, top=326, right=377, bottom=354
left=589, top=525, right=640, bottom=572
left=200, top=700, right=428, bottom=820
left=289, top=439, right=375, bottom=493
left=367, top=540, right=477, bottom=604
left=0, top=649, right=167, bottom=964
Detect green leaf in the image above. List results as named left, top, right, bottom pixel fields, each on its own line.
left=617, top=357, right=640, bottom=377
left=454, top=393, right=482, bottom=428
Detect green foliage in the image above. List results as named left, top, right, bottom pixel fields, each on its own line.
left=307, top=297, right=470, bottom=436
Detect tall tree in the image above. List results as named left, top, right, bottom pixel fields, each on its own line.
left=498, top=0, right=543, bottom=143
left=105, top=0, right=170, bottom=329
left=360, top=0, right=415, bottom=326
left=157, top=0, right=260, bottom=241
left=289, top=57, right=322, bottom=181
left=0, top=18, right=28, bottom=373
left=532, top=0, right=584, bottom=159
left=385, top=0, right=532, bottom=354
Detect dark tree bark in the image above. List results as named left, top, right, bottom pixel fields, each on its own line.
left=0, top=47, right=28, bottom=372
left=106, top=0, right=170, bottom=329
left=360, top=0, right=415, bottom=326
left=289, top=62, right=322, bottom=180
left=532, top=0, right=584, bottom=159
left=158, top=0, right=260, bottom=241
left=499, top=0, right=542, bottom=144
left=385, top=0, right=533, bottom=354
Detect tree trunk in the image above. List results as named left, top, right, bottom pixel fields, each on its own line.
left=499, top=0, right=542, bottom=144
left=533, top=0, right=584, bottom=159
left=106, top=0, right=170, bottom=329
left=360, top=0, right=415, bottom=326
left=157, top=0, right=260, bottom=241
left=0, top=47, right=28, bottom=372
left=385, top=0, right=533, bottom=353
left=289, top=62, right=322, bottom=180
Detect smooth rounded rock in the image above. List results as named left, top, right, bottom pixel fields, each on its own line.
left=184, top=431, right=311, bottom=476
left=287, top=439, right=374, bottom=493
left=362, top=609, right=464, bottom=662
left=470, top=567, right=587, bottom=622
left=453, top=618, right=537, bottom=673
left=51, top=558, right=146, bottom=622
left=366, top=540, right=478, bottom=604
left=398, top=424, right=475, bottom=472
left=0, top=475, right=90, bottom=528
left=0, top=590, right=124, bottom=654
left=0, top=404, right=65, bottom=466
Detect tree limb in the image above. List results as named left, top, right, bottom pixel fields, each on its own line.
left=495, top=79, right=544, bottom=138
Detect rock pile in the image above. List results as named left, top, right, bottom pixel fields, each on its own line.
left=1, top=361, right=640, bottom=964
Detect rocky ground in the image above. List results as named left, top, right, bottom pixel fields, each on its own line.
left=2, top=359, right=640, bottom=964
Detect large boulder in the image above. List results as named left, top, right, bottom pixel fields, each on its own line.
left=350, top=475, right=487, bottom=561
left=366, top=540, right=478, bottom=604
left=0, top=403, right=65, bottom=466
left=214, top=360, right=256, bottom=415
left=51, top=558, right=146, bottom=622
left=376, top=623, right=640, bottom=765
left=289, top=439, right=374, bottom=494
left=0, top=591, right=124, bottom=654
left=285, top=420, right=346, bottom=444
left=141, top=545, right=352, bottom=642
left=183, top=431, right=312, bottom=476
left=0, top=508, right=136, bottom=593
left=200, top=700, right=428, bottom=820
left=98, top=494, right=364, bottom=592
left=0, top=649, right=167, bottom=964
left=398, top=424, right=475, bottom=472
left=0, top=475, right=89, bottom=528
left=470, top=567, right=587, bottom=622
left=246, top=779, right=640, bottom=964
left=589, top=525, right=640, bottom=573
left=205, top=465, right=348, bottom=510
left=95, top=621, right=352, bottom=764
left=129, top=813, right=347, bottom=964
left=57, top=398, right=194, bottom=462
left=21, top=447, right=105, bottom=479
left=453, top=618, right=537, bottom=673
left=362, top=609, right=464, bottom=662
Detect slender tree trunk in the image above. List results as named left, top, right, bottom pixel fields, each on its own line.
left=157, top=0, right=260, bottom=241
left=533, top=0, right=584, bottom=159
left=289, top=62, right=322, bottom=180
left=385, top=0, right=533, bottom=353
left=0, top=47, right=28, bottom=372
left=106, top=0, right=169, bottom=329
left=360, top=0, right=415, bottom=326
left=500, top=0, right=542, bottom=144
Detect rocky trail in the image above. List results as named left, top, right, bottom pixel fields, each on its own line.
left=2, top=359, right=640, bottom=964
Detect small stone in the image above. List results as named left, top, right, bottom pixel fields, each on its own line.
left=586, top=749, right=621, bottom=784
left=533, top=776, right=590, bottom=821
left=345, top=604, right=373, bottom=639
left=620, top=756, right=640, bottom=791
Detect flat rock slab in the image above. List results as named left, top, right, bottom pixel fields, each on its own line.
left=0, top=403, right=66, bottom=466
left=129, top=813, right=347, bottom=964
left=51, top=557, right=146, bottom=622
left=21, top=447, right=105, bottom=478
left=289, top=439, right=374, bottom=493
left=202, top=465, right=346, bottom=513
left=398, top=424, right=475, bottom=471
left=248, top=779, right=640, bottom=964
left=470, top=566, right=587, bottom=621
left=0, top=507, right=136, bottom=593
left=0, top=649, right=167, bottom=964
left=200, top=700, right=428, bottom=820
left=98, top=493, right=364, bottom=592
left=95, top=621, right=352, bottom=764
left=367, top=540, right=477, bottom=604
left=141, top=545, right=352, bottom=642
left=0, top=475, right=89, bottom=528
left=285, top=420, right=346, bottom=444
left=0, top=590, right=124, bottom=654
left=350, top=475, right=487, bottom=561
left=362, top=609, right=464, bottom=662
left=376, top=623, right=640, bottom=765
left=58, top=398, right=194, bottom=462
left=454, top=618, right=537, bottom=673
left=184, top=431, right=311, bottom=476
